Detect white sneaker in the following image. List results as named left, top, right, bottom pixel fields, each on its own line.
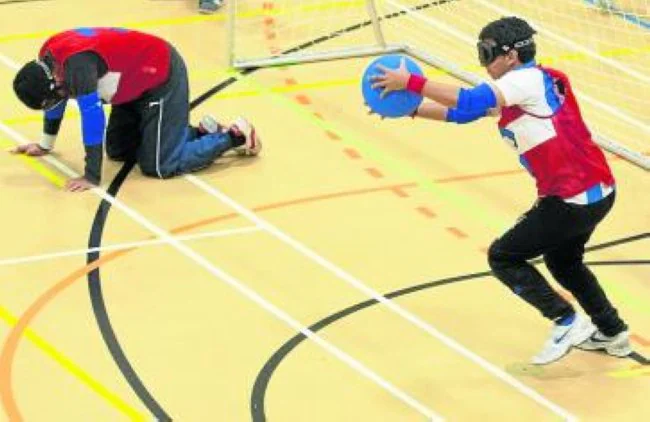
left=198, top=115, right=223, bottom=134
left=230, top=117, right=262, bottom=156
left=531, top=313, right=596, bottom=365
left=576, top=330, right=633, bottom=358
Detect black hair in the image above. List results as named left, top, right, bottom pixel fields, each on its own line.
left=479, top=16, right=537, bottom=63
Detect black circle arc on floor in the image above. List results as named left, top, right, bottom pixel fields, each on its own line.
left=0, top=0, right=53, bottom=6
left=85, top=1, right=454, bottom=419
left=82, top=1, right=646, bottom=419
left=86, top=159, right=175, bottom=421
left=251, top=233, right=649, bottom=422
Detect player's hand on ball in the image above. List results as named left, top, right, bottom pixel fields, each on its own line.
left=362, top=55, right=423, bottom=118
left=11, top=143, right=49, bottom=156
left=371, top=57, right=410, bottom=98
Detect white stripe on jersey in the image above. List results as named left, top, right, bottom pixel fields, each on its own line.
left=97, top=72, right=121, bottom=103
left=505, top=113, right=556, bottom=154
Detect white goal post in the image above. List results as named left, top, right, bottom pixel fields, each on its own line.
left=226, top=0, right=650, bottom=170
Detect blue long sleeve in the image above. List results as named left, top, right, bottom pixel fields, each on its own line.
left=445, top=107, right=487, bottom=124
left=77, top=91, right=105, bottom=183
left=77, top=91, right=105, bottom=146
left=43, top=99, right=68, bottom=137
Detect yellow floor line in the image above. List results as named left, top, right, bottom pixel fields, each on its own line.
left=0, top=305, right=145, bottom=420
left=0, top=138, right=65, bottom=188
left=0, top=138, right=145, bottom=417
left=0, top=2, right=365, bottom=44
left=607, top=365, right=650, bottom=379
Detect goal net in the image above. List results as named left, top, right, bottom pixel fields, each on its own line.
left=227, top=0, right=650, bottom=170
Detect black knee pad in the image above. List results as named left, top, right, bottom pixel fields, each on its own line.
left=139, top=166, right=176, bottom=179
left=487, top=240, right=507, bottom=271
left=487, top=240, right=529, bottom=294
left=106, top=145, right=138, bottom=162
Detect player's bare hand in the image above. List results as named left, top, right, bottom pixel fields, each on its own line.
left=65, top=177, right=95, bottom=192
left=11, top=143, right=49, bottom=156
left=370, top=57, right=410, bottom=98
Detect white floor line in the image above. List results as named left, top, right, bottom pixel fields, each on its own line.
left=0, top=52, right=20, bottom=71
left=186, top=172, right=577, bottom=421
left=0, top=54, right=442, bottom=421
left=0, top=226, right=261, bottom=267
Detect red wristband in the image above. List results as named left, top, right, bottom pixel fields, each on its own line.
left=406, top=74, right=427, bottom=94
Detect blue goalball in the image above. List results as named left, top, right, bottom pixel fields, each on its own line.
left=361, top=54, right=424, bottom=118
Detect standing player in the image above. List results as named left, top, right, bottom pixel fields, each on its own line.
left=12, top=27, right=260, bottom=191
left=371, top=17, right=631, bottom=364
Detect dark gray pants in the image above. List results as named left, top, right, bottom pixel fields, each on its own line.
left=105, top=46, right=232, bottom=177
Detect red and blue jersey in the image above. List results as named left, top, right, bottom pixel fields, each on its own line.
left=40, top=27, right=171, bottom=104
left=495, top=62, right=614, bottom=203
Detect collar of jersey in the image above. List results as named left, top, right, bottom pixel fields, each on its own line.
left=514, top=60, right=537, bottom=70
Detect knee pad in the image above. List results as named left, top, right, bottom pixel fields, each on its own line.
left=487, top=241, right=508, bottom=271
left=487, top=241, right=529, bottom=294
left=140, top=166, right=176, bottom=179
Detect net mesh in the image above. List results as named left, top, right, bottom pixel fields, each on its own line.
left=229, top=0, right=650, bottom=166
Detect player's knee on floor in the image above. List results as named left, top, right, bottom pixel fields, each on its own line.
left=106, top=142, right=138, bottom=162
left=107, top=151, right=136, bottom=162
left=139, top=163, right=178, bottom=179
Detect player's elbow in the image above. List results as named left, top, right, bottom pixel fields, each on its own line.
left=445, top=108, right=486, bottom=124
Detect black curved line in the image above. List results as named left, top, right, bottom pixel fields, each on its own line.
left=83, top=0, right=643, bottom=417
left=251, top=246, right=650, bottom=420
left=189, top=0, right=457, bottom=110
left=87, top=0, right=459, bottom=414
left=86, top=160, right=175, bottom=420
left=584, top=233, right=649, bottom=253
left=0, top=0, right=52, bottom=5
left=190, top=68, right=257, bottom=109
left=88, top=67, right=251, bottom=417
left=249, top=270, right=492, bottom=420
left=88, top=0, right=450, bottom=405
left=630, top=352, right=650, bottom=365
left=587, top=260, right=650, bottom=266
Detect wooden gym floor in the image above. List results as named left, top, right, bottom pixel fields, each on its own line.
left=0, top=0, right=648, bottom=420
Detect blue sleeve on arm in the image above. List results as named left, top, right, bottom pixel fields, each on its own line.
left=445, top=107, right=487, bottom=124
left=456, top=83, right=497, bottom=114
left=45, top=100, right=68, bottom=120
left=77, top=91, right=105, bottom=147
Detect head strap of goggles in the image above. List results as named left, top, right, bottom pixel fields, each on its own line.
left=478, top=37, right=534, bottom=66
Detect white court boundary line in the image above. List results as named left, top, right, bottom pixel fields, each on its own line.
left=0, top=52, right=442, bottom=422
left=0, top=226, right=262, bottom=266
left=187, top=174, right=577, bottom=421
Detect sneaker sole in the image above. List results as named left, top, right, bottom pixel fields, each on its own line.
left=577, top=341, right=633, bottom=357
left=234, top=127, right=261, bottom=156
